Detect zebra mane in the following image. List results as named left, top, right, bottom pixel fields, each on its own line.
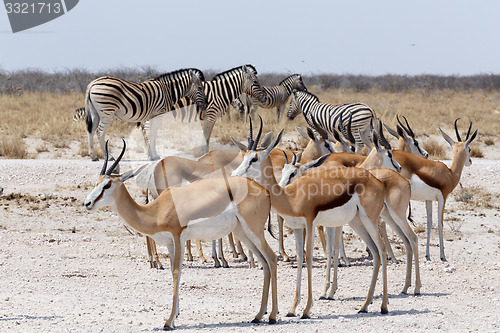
left=297, top=90, right=319, bottom=102
left=279, top=74, right=300, bottom=86
left=153, top=68, right=205, bottom=82
left=212, top=64, right=257, bottom=81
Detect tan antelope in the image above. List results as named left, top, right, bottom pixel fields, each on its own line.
left=393, top=119, right=478, bottom=261
left=280, top=126, right=421, bottom=299
left=84, top=140, right=278, bottom=330
left=383, top=115, right=429, bottom=158
left=232, top=126, right=389, bottom=319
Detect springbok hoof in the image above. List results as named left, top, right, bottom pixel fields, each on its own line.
left=163, top=325, right=174, bottom=331
left=358, top=309, right=368, bottom=314
left=285, top=313, right=295, bottom=317
left=381, top=309, right=389, bottom=315
left=269, top=319, right=277, bottom=325
left=300, top=314, right=310, bottom=319
left=319, top=296, right=326, bottom=300
left=251, top=318, right=261, bottom=324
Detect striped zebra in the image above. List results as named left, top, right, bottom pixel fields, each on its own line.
left=287, top=90, right=376, bottom=151
left=84, top=68, right=207, bottom=161
left=155, top=64, right=265, bottom=153
left=73, top=107, right=86, bottom=122
left=238, top=74, right=307, bottom=123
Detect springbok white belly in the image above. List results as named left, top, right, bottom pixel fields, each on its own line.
left=409, top=174, right=442, bottom=201
left=315, top=194, right=359, bottom=228
left=279, top=194, right=359, bottom=229
left=181, top=204, right=239, bottom=241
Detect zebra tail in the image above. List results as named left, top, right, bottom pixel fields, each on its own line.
left=85, top=106, right=93, bottom=134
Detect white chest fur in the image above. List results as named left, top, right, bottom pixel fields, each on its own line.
left=409, top=174, right=443, bottom=201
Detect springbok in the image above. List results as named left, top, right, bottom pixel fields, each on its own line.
left=232, top=124, right=389, bottom=319
left=393, top=119, right=478, bottom=261
left=84, top=140, right=278, bottom=330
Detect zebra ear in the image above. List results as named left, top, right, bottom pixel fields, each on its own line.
left=296, top=127, right=310, bottom=141
left=231, top=136, right=248, bottom=152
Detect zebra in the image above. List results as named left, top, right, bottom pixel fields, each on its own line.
left=238, top=74, right=308, bottom=123
left=73, top=107, right=86, bottom=122
left=155, top=64, right=266, bottom=154
left=84, top=68, right=208, bottom=161
left=287, top=90, right=377, bottom=151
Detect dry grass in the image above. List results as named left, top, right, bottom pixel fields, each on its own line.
left=470, top=145, right=484, bottom=158
left=422, top=138, right=447, bottom=159
left=483, top=137, right=494, bottom=146
left=454, top=186, right=499, bottom=209
left=0, top=88, right=497, bottom=159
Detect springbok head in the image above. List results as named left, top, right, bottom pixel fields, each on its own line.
left=439, top=118, right=478, bottom=167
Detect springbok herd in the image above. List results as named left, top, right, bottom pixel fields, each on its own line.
left=79, top=65, right=479, bottom=330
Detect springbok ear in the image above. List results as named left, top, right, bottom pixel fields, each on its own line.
left=439, top=128, right=455, bottom=148
left=259, top=132, right=273, bottom=149
left=264, top=129, right=284, bottom=156
left=396, top=125, right=410, bottom=142
left=371, top=130, right=382, bottom=152
left=384, top=124, right=400, bottom=139
left=120, top=164, right=148, bottom=183
left=306, top=127, right=317, bottom=142
left=295, top=152, right=302, bottom=164
left=296, top=127, right=309, bottom=140
left=231, top=136, right=248, bottom=152
left=465, top=129, right=478, bottom=146
left=359, top=128, right=374, bottom=149
left=302, top=153, right=330, bottom=172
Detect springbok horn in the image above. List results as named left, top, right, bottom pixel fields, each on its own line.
left=283, top=151, right=289, bottom=164
left=396, top=115, right=411, bottom=137
left=252, top=115, right=263, bottom=151
left=345, top=113, right=356, bottom=144
left=100, top=140, right=109, bottom=175
left=401, top=115, right=415, bottom=137
left=454, top=118, right=462, bottom=142
left=378, top=120, right=392, bottom=150
left=247, top=117, right=254, bottom=149
left=465, top=119, right=472, bottom=141
left=292, top=152, right=297, bottom=165
left=311, top=118, right=328, bottom=140
left=106, top=139, right=126, bottom=175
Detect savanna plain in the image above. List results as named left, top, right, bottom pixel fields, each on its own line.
left=0, top=71, right=499, bottom=332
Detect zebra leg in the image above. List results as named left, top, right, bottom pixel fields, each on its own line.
left=146, top=117, right=161, bottom=160
left=96, top=115, right=114, bottom=161
left=202, top=115, right=216, bottom=154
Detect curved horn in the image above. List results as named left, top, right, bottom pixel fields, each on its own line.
left=106, top=139, right=126, bottom=175
left=401, top=115, right=415, bottom=137
left=252, top=115, right=263, bottom=150
left=396, top=115, right=411, bottom=137
left=247, top=117, right=254, bottom=149
left=465, top=119, right=472, bottom=141
left=454, top=118, right=462, bottom=142
left=291, top=151, right=297, bottom=165
left=100, top=140, right=109, bottom=175
left=311, top=118, right=328, bottom=140
left=345, top=113, right=356, bottom=144
left=283, top=151, right=289, bottom=164
left=378, top=120, right=392, bottom=150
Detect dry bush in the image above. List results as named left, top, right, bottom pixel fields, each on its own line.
left=0, top=136, right=29, bottom=158
left=454, top=186, right=498, bottom=209
left=470, top=145, right=484, bottom=158
left=422, top=138, right=447, bottom=159
left=483, top=137, right=494, bottom=146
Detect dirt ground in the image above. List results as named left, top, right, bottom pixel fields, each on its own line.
left=0, top=120, right=499, bottom=332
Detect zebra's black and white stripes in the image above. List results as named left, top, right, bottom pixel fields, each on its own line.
left=287, top=90, right=376, bottom=150
left=84, top=68, right=207, bottom=161
left=239, top=74, right=307, bottom=123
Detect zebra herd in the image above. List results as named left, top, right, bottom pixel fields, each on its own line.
left=76, top=64, right=375, bottom=161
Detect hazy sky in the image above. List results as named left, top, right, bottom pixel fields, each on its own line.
left=1, top=1, right=499, bottom=75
